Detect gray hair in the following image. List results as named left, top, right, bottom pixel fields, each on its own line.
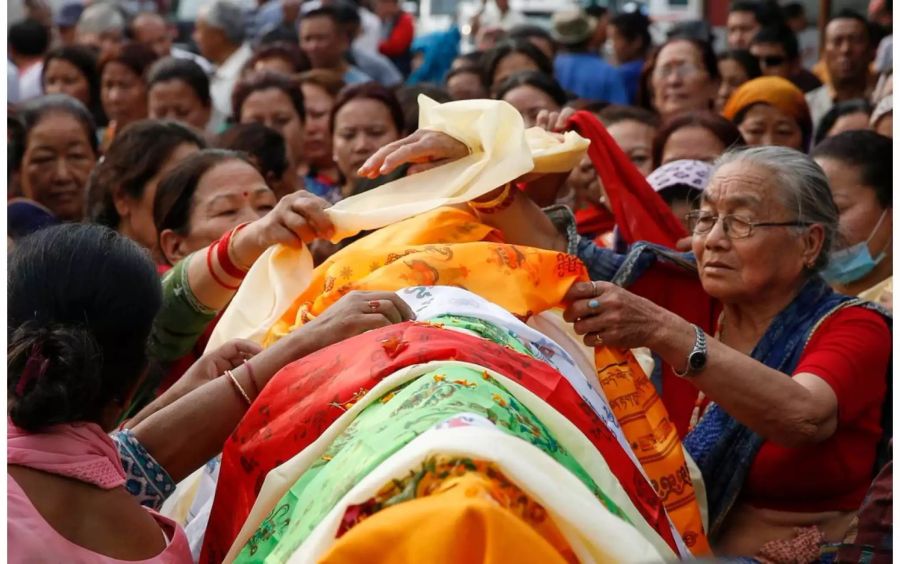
left=76, top=2, right=126, bottom=35
left=712, top=145, right=839, bottom=272
left=199, top=0, right=246, bottom=46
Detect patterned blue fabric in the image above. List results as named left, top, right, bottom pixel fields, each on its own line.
left=112, top=429, right=176, bottom=511
left=682, top=276, right=891, bottom=538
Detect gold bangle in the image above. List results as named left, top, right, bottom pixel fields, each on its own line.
left=225, top=369, right=252, bottom=406
left=469, top=183, right=511, bottom=209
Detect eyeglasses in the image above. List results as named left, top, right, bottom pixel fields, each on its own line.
left=685, top=211, right=811, bottom=239
left=756, top=55, right=787, bottom=67
left=653, top=62, right=704, bottom=80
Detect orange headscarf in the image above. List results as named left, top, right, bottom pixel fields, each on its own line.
left=721, top=76, right=813, bottom=143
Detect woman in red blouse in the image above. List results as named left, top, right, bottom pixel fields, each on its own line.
left=374, top=0, right=414, bottom=76
left=348, top=118, right=892, bottom=560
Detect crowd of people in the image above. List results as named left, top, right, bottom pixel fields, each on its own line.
left=6, top=0, right=894, bottom=562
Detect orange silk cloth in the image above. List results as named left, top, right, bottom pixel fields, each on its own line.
left=595, top=348, right=711, bottom=555
left=320, top=471, right=574, bottom=564
left=261, top=206, right=710, bottom=555
left=263, top=207, right=586, bottom=345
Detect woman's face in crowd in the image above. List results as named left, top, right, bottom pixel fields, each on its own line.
left=606, top=119, right=655, bottom=176
left=240, top=87, right=305, bottom=173
left=502, top=85, right=561, bottom=128
left=447, top=71, right=488, bottom=101
left=716, top=58, right=749, bottom=112
left=738, top=103, right=803, bottom=150
left=493, top=52, right=539, bottom=85
left=661, top=125, right=726, bottom=165
left=301, top=83, right=335, bottom=169
left=43, top=59, right=92, bottom=107
left=163, top=159, right=277, bottom=263
left=651, top=40, right=716, bottom=118
left=333, top=98, right=400, bottom=187
left=148, top=78, right=211, bottom=131
left=117, top=142, right=199, bottom=255
left=826, top=111, right=870, bottom=139
left=101, top=62, right=148, bottom=128
left=692, top=160, right=816, bottom=303
left=815, top=157, right=891, bottom=256
left=21, top=112, right=96, bottom=221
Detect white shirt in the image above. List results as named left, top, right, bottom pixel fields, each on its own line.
left=209, top=42, right=253, bottom=119
left=355, top=7, right=382, bottom=53
left=18, top=61, right=44, bottom=102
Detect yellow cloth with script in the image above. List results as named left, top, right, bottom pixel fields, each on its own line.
left=595, top=348, right=712, bottom=555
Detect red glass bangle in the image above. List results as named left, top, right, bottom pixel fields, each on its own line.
left=206, top=243, right=241, bottom=290
left=216, top=223, right=250, bottom=280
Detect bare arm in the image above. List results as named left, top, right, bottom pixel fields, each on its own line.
left=564, top=282, right=839, bottom=447
left=130, top=291, right=414, bottom=483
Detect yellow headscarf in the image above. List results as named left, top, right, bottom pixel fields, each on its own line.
left=722, top=76, right=813, bottom=142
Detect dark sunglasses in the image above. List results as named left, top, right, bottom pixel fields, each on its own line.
left=756, top=55, right=786, bottom=67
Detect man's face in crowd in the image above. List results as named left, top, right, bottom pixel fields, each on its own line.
left=750, top=41, right=792, bottom=79
left=76, top=28, right=123, bottom=61
left=131, top=14, right=173, bottom=58
left=824, top=18, right=872, bottom=86
left=300, top=16, right=346, bottom=70
left=727, top=10, right=760, bottom=50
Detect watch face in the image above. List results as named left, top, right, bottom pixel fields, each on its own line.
left=689, top=352, right=707, bottom=372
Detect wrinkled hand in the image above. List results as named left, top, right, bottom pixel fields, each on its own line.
left=244, top=190, right=334, bottom=249
left=563, top=281, right=671, bottom=349
left=358, top=129, right=470, bottom=179
left=179, top=339, right=263, bottom=389
left=301, top=291, right=416, bottom=351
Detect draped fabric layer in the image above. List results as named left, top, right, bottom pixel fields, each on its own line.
left=237, top=363, right=627, bottom=561
left=202, top=324, right=681, bottom=561
left=565, top=111, right=688, bottom=248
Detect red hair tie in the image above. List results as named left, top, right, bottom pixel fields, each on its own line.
left=16, top=342, right=49, bottom=396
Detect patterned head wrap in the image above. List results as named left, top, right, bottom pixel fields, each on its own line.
left=646, top=159, right=713, bottom=194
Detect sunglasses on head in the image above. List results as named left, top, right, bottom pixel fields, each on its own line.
left=756, top=55, right=786, bottom=67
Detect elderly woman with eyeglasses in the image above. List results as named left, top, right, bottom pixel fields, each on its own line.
left=349, top=126, right=891, bottom=560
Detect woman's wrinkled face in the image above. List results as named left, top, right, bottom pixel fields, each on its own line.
left=168, top=159, right=277, bottom=262
left=606, top=119, right=656, bottom=175
left=661, top=125, right=727, bottom=165
left=716, top=58, right=749, bottom=112
left=816, top=157, right=891, bottom=255
left=651, top=40, right=716, bottom=118
left=738, top=103, right=804, bottom=150
left=692, top=160, right=815, bottom=303
left=502, top=84, right=561, bottom=128
left=301, top=83, right=335, bottom=169
left=333, top=98, right=400, bottom=187
left=101, top=62, right=148, bottom=127
left=493, top=52, right=539, bottom=86
left=148, top=78, right=211, bottom=131
left=43, top=59, right=91, bottom=107
left=240, top=87, right=305, bottom=174
left=117, top=142, right=199, bottom=254
left=21, top=112, right=96, bottom=221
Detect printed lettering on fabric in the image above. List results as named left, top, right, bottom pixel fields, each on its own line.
left=595, top=347, right=711, bottom=555
left=236, top=364, right=622, bottom=562
left=201, top=323, right=679, bottom=562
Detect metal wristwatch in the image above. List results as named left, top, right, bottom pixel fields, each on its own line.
left=674, top=324, right=708, bottom=377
